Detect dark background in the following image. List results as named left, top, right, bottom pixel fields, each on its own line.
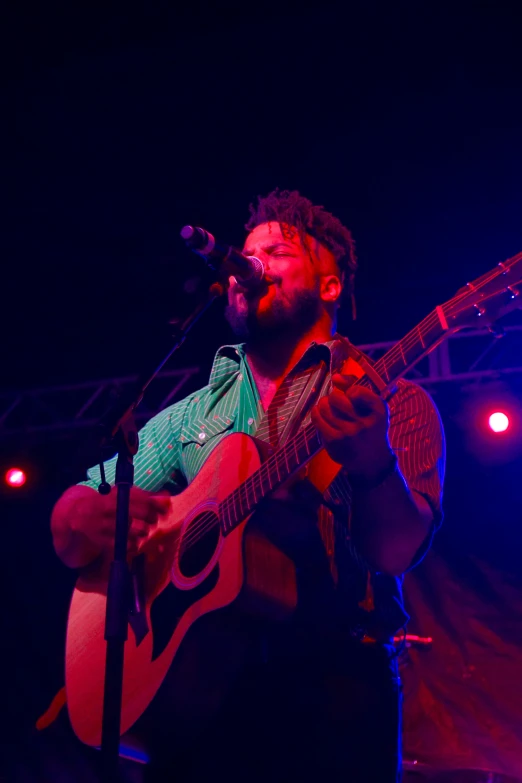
left=2, top=1, right=522, bottom=780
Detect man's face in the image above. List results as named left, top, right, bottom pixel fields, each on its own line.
left=225, top=222, right=338, bottom=341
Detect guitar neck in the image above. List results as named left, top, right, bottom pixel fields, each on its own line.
left=368, top=306, right=450, bottom=388
left=220, top=306, right=451, bottom=535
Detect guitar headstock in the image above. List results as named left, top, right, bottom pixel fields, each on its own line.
left=443, top=251, right=522, bottom=330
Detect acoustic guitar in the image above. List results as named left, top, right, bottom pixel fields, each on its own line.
left=65, top=253, right=522, bottom=747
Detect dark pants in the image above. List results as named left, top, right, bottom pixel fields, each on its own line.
left=143, top=628, right=402, bottom=783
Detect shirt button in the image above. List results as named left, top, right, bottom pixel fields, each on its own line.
left=238, top=373, right=243, bottom=381
left=248, top=417, right=254, bottom=426
left=198, top=432, right=206, bottom=440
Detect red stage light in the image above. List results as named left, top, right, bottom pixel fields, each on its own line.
left=5, top=467, right=27, bottom=487
left=488, top=411, right=510, bottom=433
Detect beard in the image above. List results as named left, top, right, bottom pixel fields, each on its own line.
left=225, top=284, right=322, bottom=344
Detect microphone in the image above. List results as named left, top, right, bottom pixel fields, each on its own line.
left=181, top=225, right=265, bottom=288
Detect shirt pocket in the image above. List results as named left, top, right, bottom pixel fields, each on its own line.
left=178, top=413, right=236, bottom=481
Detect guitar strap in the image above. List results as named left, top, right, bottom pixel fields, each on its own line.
left=276, top=358, right=329, bottom=446
left=253, top=357, right=327, bottom=449
left=290, top=336, right=392, bottom=497
left=255, top=335, right=388, bottom=452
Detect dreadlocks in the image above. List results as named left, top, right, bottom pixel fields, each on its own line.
left=245, top=188, right=357, bottom=307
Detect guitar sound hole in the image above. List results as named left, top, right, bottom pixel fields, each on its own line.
left=178, top=511, right=221, bottom=578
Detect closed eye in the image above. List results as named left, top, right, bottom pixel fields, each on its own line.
left=242, top=243, right=297, bottom=257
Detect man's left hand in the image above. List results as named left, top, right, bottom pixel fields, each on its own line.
left=310, top=373, right=393, bottom=481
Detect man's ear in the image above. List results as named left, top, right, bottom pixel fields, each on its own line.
left=320, top=274, right=342, bottom=305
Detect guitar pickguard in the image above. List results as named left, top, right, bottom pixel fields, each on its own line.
left=149, top=564, right=220, bottom=661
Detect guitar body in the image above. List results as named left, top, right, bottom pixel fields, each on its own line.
left=65, top=432, right=298, bottom=747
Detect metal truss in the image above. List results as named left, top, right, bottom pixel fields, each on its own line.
left=358, top=324, right=522, bottom=388
left=1, top=325, right=522, bottom=441
left=0, top=367, right=201, bottom=441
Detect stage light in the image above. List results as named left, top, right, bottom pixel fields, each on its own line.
left=5, top=467, right=27, bottom=487
left=488, top=411, right=510, bottom=433
left=457, top=382, right=522, bottom=464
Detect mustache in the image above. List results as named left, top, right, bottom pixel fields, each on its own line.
left=262, top=271, right=282, bottom=284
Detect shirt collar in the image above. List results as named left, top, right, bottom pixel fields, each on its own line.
left=208, top=335, right=349, bottom=391
left=208, top=343, right=245, bottom=390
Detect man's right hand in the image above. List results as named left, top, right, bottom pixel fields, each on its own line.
left=51, top=484, right=171, bottom=569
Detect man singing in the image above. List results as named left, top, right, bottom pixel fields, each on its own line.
left=52, top=189, right=445, bottom=781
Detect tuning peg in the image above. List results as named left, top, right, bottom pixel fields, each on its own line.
left=507, top=285, right=520, bottom=299
left=474, top=304, right=486, bottom=316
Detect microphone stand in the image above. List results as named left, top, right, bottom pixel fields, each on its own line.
left=97, top=281, right=224, bottom=782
